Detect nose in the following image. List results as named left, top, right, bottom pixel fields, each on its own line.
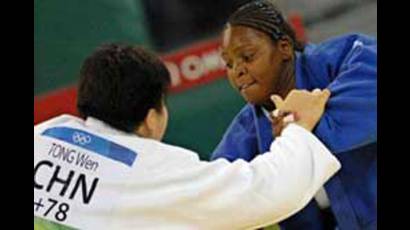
left=234, top=63, right=247, bottom=78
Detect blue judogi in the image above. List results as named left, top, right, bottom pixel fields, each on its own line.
left=212, top=34, right=377, bottom=230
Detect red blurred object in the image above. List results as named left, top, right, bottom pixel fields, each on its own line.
left=34, top=86, right=78, bottom=124
left=288, top=12, right=307, bottom=43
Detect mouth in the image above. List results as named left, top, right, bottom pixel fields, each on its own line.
left=239, top=81, right=257, bottom=92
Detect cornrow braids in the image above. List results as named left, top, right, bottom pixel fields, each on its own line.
left=228, top=0, right=304, bottom=51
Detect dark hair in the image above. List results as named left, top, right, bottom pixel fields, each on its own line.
left=228, top=0, right=304, bottom=51
left=77, top=43, right=171, bottom=133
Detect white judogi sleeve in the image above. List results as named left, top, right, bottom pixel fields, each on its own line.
left=114, top=124, right=340, bottom=229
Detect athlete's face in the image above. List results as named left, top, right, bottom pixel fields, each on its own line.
left=221, top=25, right=291, bottom=105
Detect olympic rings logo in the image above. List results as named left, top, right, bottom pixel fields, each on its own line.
left=72, top=132, right=92, bottom=145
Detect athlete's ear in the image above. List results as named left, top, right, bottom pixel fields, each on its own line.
left=145, top=108, right=157, bottom=134
left=135, top=108, right=156, bottom=138
left=277, top=37, right=293, bottom=61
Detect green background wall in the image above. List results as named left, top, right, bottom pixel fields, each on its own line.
left=35, top=0, right=152, bottom=95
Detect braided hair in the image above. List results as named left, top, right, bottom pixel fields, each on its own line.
left=228, top=0, right=304, bottom=51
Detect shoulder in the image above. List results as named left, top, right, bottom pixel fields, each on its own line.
left=142, top=138, right=199, bottom=159
left=34, top=114, right=83, bottom=134
left=116, top=135, right=200, bottom=163
left=303, top=33, right=376, bottom=60
left=296, top=33, right=376, bottom=81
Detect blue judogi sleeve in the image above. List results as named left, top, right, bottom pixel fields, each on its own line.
left=297, top=34, right=377, bottom=153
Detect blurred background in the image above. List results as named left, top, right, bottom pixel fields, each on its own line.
left=34, top=0, right=377, bottom=160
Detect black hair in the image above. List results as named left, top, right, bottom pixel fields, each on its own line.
left=228, top=0, right=304, bottom=51
left=77, top=43, right=171, bottom=133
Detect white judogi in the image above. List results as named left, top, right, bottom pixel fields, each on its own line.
left=34, top=115, right=340, bottom=230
